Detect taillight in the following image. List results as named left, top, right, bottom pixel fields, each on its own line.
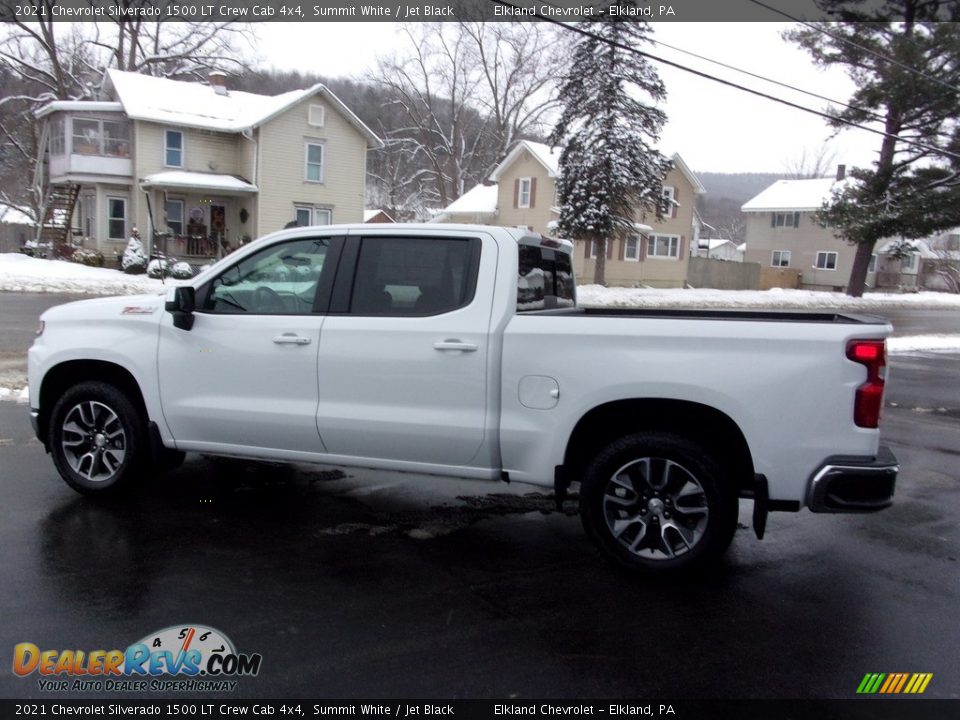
left=846, top=339, right=887, bottom=428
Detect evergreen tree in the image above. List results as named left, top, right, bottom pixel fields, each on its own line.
left=787, top=0, right=960, bottom=297
left=549, top=12, right=671, bottom=285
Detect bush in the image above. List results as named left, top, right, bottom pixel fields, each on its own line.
left=146, top=258, right=169, bottom=279
left=171, top=261, right=194, bottom=279
left=122, top=234, right=147, bottom=274
left=70, top=248, right=105, bottom=267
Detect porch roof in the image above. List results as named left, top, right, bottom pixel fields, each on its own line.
left=140, top=171, right=258, bottom=195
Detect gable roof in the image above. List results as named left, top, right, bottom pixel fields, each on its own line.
left=431, top=183, right=499, bottom=222
left=489, top=141, right=705, bottom=195
left=490, top=141, right=559, bottom=181
left=37, top=69, right=382, bottom=148
left=741, top=177, right=852, bottom=212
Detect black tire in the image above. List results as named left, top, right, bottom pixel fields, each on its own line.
left=579, top=432, right=738, bottom=575
left=48, top=381, right=147, bottom=497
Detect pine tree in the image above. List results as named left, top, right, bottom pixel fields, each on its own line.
left=549, top=12, right=672, bottom=286
left=787, top=0, right=960, bottom=297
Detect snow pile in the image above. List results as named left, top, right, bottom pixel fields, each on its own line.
left=887, top=335, right=960, bottom=353
left=0, top=253, right=181, bottom=295
left=0, top=387, right=29, bottom=403
left=577, top=285, right=960, bottom=310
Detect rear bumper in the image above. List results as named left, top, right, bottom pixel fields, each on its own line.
left=808, top=446, right=899, bottom=513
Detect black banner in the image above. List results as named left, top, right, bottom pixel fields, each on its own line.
left=1, top=0, right=946, bottom=24
left=0, top=700, right=957, bottom=720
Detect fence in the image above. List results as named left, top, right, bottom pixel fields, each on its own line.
left=686, top=257, right=760, bottom=290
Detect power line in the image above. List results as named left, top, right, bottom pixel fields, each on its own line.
left=645, top=34, right=887, bottom=124
left=747, top=0, right=960, bottom=95
left=493, top=0, right=960, bottom=163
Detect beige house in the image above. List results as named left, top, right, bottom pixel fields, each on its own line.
left=34, top=69, right=381, bottom=261
left=433, top=140, right=705, bottom=288
left=741, top=172, right=878, bottom=291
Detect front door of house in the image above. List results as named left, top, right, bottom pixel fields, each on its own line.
left=210, top=203, right=226, bottom=256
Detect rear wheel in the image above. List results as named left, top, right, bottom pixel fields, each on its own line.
left=579, top=432, right=738, bottom=575
left=48, top=381, right=146, bottom=497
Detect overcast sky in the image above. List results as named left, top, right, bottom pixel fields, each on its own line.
left=255, top=21, right=880, bottom=175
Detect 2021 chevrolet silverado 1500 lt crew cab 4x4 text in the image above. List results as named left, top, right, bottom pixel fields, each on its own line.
left=28, top=224, right=899, bottom=574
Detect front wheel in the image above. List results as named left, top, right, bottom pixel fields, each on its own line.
left=579, top=432, right=738, bottom=575
left=48, top=381, right=146, bottom=497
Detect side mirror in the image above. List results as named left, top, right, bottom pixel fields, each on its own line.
left=165, top=286, right=195, bottom=330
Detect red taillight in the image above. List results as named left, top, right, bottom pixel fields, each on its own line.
left=846, top=340, right=887, bottom=428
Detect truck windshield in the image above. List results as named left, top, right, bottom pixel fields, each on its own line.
left=517, top=244, right=576, bottom=312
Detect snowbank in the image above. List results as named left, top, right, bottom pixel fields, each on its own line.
left=0, top=253, right=184, bottom=295
left=577, top=285, right=960, bottom=310
left=887, top=335, right=960, bottom=353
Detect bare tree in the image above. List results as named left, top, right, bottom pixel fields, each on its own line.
left=783, top=143, right=838, bottom=179
left=369, top=22, right=563, bottom=210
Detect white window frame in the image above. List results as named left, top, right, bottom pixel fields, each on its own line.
left=647, top=234, right=680, bottom=260
left=661, top=186, right=676, bottom=214
left=868, top=254, right=877, bottom=273
left=625, top=235, right=640, bottom=261
left=107, top=196, right=127, bottom=240
left=774, top=212, right=800, bottom=228
left=308, top=104, right=325, bottom=127
left=771, top=250, right=791, bottom=267
left=165, top=198, right=185, bottom=236
left=901, top=253, right=916, bottom=270
left=164, top=130, right=184, bottom=168
left=518, top=177, right=532, bottom=208
left=815, top=251, right=838, bottom=270
left=589, top=240, right=598, bottom=259
left=305, top=141, right=324, bottom=183
left=294, top=204, right=332, bottom=226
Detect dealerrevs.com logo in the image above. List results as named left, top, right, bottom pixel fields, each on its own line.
left=13, top=624, right=262, bottom=693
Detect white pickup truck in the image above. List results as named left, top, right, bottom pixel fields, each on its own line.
left=28, top=224, right=899, bottom=574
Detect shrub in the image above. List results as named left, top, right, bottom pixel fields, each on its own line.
left=70, top=248, right=105, bottom=267
left=147, top=258, right=169, bottom=279
left=171, top=261, right=194, bottom=279
left=122, top=234, right=147, bottom=274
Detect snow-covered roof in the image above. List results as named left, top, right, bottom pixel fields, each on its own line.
left=490, top=140, right=559, bottom=181
left=699, top=238, right=739, bottom=251
left=35, top=101, right=124, bottom=118
left=0, top=206, right=35, bottom=225
left=876, top=238, right=958, bottom=260
left=741, top=177, right=852, bottom=212
left=438, top=183, right=499, bottom=215
left=35, top=70, right=381, bottom=148
left=140, top=171, right=258, bottom=194
left=363, top=209, right=395, bottom=222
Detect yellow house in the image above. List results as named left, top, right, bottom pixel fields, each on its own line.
left=433, top=140, right=705, bottom=287
left=34, top=69, right=381, bottom=261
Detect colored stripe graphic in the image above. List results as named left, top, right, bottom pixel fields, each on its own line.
left=858, top=673, right=932, bottom=694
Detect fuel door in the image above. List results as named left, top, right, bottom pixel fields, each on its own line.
left=519, top=375, right=560, bottom=410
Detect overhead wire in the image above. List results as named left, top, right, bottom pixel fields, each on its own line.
left=490, top=0, right=960, bottom=163
left=746, top=0, right=960, bottom=95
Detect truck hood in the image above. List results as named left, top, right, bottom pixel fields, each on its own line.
left=40, top=293, right=167, bottom=323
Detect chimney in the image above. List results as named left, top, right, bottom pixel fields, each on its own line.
left=836, top=164, right=846, bottom=181
left=208, top=71, right=228, bottom=96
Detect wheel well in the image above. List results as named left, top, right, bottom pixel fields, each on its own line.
left=562, top=399, right=755, bottom=494
left=38, top=360, right=148, bottom=443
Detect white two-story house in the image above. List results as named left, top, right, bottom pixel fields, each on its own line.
left=34, top=69, right=381, bottom=262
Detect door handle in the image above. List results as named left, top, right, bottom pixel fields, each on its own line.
left=273, top=333, right=311, bottom=345
left=433, top=339, right=478, bottom=352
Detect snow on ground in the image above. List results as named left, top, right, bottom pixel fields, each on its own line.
left=577, top=284, right=960, bottom=310
left=886, top=335, right=960, bottom=353
left=0, top=253, right=184, bottom=295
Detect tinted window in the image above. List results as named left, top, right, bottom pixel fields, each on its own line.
left=350, top=237, right=477, bottom=316
left=204, top=238, right=328, bottom=314
left=518, top=245, right=576, bottom=311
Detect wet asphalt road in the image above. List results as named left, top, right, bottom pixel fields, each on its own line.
left=0, top=348, right=958, bottom=701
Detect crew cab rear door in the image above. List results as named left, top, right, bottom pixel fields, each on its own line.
left=315, top=229, right=495, bottom=467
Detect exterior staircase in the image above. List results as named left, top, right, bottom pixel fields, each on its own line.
left=37, top=183, right=81, bottom=257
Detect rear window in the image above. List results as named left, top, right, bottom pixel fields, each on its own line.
left=517, top=244, right=576, bottom=312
